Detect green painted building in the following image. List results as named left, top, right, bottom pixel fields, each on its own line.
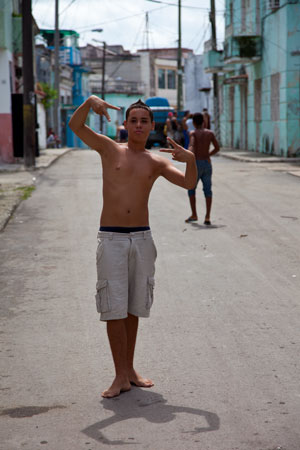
left=204, top=0, right=300, bottom=157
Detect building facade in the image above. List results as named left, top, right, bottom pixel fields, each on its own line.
left=137, top=48, right=193, bottom=109
left=39, top=29, right=90, bottom=148
left=204, top=0, right=300, bottom=156
left=184, top=53, right=213, bottom=118
left=0, top=0, right=21, bottom=162
left=81, top=44, right=145, bottom=139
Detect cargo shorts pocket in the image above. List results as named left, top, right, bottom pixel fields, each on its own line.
left=146, top=277, right=155, bottom=310
left=95, top=279, right=110, bottom=313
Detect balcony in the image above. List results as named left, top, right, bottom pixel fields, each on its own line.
left=203, top=40, right=235, bottom=73
left=203, top=50, right=224, bottom=73
left=90, top=79, right=145, bottom=95
left=49, top=46, right=82, bottom=66
left=224, top=36, right=262, bottom=64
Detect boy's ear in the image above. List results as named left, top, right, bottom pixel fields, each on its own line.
left=124, top=120, right=127, bottom=130
left=151, top=121, right=155, bottom=130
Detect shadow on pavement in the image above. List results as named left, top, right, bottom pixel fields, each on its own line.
left=189, top=223, right=227, bottom=230
left=82, top=389, right=220, bottom=445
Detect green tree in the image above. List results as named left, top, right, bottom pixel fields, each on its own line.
left=39, top=82, right=58, bottom=110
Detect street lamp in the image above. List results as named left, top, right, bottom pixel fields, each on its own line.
left=92, top=29, right=106, bottom=134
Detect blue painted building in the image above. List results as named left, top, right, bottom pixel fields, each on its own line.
left=39, top=29, right=91, bottom=148
left=204, top=0, right=300, bottom=156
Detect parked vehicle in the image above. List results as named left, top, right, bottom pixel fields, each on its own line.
left=145, top=97, right=174, bottom=148
left=145, top=97, right=186, bottom=148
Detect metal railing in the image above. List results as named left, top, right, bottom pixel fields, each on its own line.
left=89, top=79, right=145, bottom=94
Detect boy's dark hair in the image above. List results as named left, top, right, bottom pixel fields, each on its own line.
left=126, top=99, right=153, bottom=121
left=192, top=112, right=204, bottom=127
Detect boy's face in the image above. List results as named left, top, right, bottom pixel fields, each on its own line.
left=124, top=108, right=154, bottom=140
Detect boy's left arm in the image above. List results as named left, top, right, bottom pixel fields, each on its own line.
left=160, top=137, right=197, bottom=189
left=209, top=134, right=220, bottom=157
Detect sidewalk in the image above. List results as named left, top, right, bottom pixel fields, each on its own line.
left=220, top=147, right=300, bottom=177
left=0, top=147, right=73, bottom=232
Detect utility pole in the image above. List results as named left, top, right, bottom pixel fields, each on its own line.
left=145, top=12, right=149, bottom=50
left=54, top=0, right=60, bottom=141
left=177, top=0, right=183, bottom=111
left=22, top=0, right=36, bottom=168
left=210, top=0, right=220, bottom=140
left=100, top=41, right=106, bottom=133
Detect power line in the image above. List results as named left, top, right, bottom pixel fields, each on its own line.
left=59, top=0, right=78, bottom=16
left=145, top=0, right=224, bottom=10
left=74, top=5, right=169, bottom=31
left=194, top=21, right=210, bottom=54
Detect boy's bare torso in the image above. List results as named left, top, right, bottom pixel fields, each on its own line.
left=100, top=143, right=162, bottom=227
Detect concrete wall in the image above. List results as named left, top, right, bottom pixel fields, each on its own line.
left=220, top=1, right=300, bottom=156
left=37, top=102, right=47, bottom=149
left=0, top=49, right=14, bottom=162
left=185, top=53, right=213, bottom=116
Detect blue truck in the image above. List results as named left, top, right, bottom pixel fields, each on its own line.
left=145, top=97, right=185, bottom=148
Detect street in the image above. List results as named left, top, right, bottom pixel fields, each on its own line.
left=0, top=149, right=299, bottom=450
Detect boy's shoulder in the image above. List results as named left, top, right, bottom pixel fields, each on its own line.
left=145, top=149, right=170, bottom=167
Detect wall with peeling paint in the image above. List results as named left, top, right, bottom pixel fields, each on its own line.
left=219, top=1, right=300, bottom=157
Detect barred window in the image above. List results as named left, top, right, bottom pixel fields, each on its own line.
left=271, top=73, right=280, bottom=121
left=158, top=69, right=165, bottom=89
left=269, top=0, right=280, bottom=9
left=254, top=79, right=262, bottom=122
left=167, top=70, right=176, bottom=89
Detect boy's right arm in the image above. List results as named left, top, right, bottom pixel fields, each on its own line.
left=68, top=96, right=120, bottom=154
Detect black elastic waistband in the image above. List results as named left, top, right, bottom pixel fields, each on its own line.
left=99, top=226, right=150, bottom=233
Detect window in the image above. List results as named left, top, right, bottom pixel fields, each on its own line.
left=269, top=0, right=279, bottom=9
left=167, top=70, right=176, bottom=89
left=158, top=69, right=165, bottom=89
left=254, top=79, right=262, bottom=122
left=271, top=73, right=280, bottom=121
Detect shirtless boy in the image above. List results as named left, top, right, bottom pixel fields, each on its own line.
left=186, top=112, right=220, bottom=225
left=69, top=96, right=197, bottom=398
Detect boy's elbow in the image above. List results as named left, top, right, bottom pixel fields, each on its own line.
left=68, top=119, right=80, bottom=134
left=185, top=180, right=196, bottom=190
left=68, top=119, right=75, bottom=131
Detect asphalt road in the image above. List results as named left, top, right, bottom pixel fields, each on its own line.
left=0, top=149, right=299, bottom=450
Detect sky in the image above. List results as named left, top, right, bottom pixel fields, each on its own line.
left=32, top=0, right=225, bottom=54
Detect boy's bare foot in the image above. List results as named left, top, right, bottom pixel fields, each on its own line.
left=129, top=369, right=154, bottom=388
left=101, top=377, right=131, bottom=398
left=185, top=216, right=198, bottom=223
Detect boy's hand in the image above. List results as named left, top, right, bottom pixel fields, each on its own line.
left=88, top=96, right=120, bottom=122
left=160, top=137, right=195, bottom=162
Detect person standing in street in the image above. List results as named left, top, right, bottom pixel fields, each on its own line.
left=182, top=111, right=193, bottom=149
left=185, top=112, right=220, bottom=225
left=202, top=108, right=211, bottom=129
left=69, top=96, right=197, bottom=398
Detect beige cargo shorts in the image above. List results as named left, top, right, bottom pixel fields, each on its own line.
left=95, top=230, right=157, bottom=321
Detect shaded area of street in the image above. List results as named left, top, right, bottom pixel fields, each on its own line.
left=0, top=149, right=299, bottom=449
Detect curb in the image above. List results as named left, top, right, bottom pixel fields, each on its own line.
left=220, top=152, right=300, bottom=164
left=0, top=148, right=73, bottom=173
